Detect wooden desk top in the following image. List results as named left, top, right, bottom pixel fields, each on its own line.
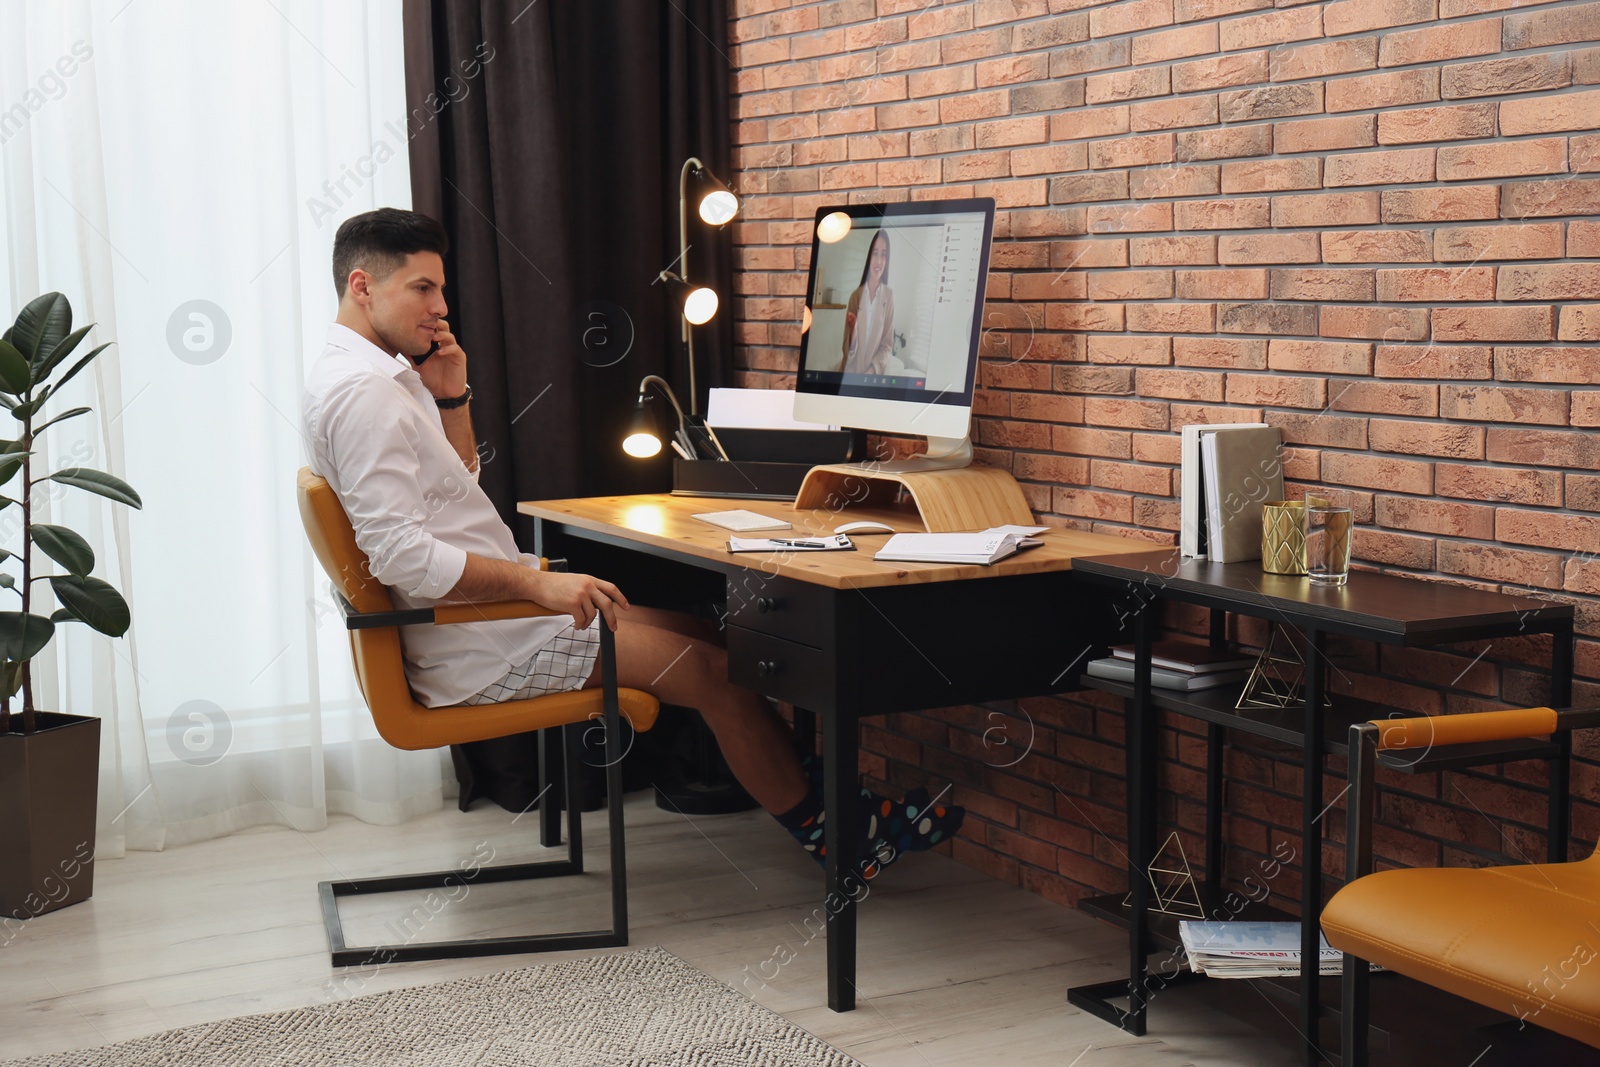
left=519, top=493, right=1150, bottom=591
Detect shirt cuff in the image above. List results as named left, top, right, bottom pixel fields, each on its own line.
left=426, top=542, right=470, bottom=600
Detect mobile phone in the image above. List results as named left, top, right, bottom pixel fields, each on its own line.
left=414, top=340, right=439, bottom=365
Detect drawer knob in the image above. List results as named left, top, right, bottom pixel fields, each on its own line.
left=756, top=659, right=777, bottom=677
left=757, top=597, right=777, bottom=614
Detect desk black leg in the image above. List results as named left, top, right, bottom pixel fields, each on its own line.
left=823, top=710, right=861, bottom=1012
left=1300, top=626, right=1327, bottom=1067
left=539, top=726, right=563, bottom=848
left=1550, top=619, right=1574, bottom=863
left=1205, top=723, right=1223, bottom=905
left=1127, top=604, right=1156, bottom=1035
left=792, top=707, right=818, bottom=761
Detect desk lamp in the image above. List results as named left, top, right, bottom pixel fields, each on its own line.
left=622, top=374, right=693, bottom=460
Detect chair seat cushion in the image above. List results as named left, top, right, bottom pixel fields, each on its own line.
left=1322, top=855, right=1600, bottom=1048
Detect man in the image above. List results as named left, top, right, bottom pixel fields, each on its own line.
left=302, top=207, right=961, bottom=873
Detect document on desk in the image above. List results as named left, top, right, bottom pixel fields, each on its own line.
left=873, top=531, right=1041, bottom=565
left=727, top=534, right=855, bottom=553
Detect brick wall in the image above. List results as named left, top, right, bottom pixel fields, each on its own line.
left=725, top=0, right=1600, bottom=907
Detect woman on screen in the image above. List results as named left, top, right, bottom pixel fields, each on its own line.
left=842, top=229, right=894, bottom=376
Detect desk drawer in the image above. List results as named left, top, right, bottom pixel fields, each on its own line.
left=727, top=627, right=832, bottom=709
left=724, top=573, right=832, bottom=645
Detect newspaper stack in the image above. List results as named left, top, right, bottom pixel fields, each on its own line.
left=1178, top=921, right=1344, bottom=978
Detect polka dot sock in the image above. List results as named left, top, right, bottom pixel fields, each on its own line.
left=775, top=758, right=966, bottom=880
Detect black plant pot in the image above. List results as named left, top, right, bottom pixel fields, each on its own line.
left=0, top=711, right=100, bottom=920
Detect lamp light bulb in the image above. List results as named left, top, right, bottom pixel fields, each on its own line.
left=683, top=286, right=719, bottom=325
left=817, top=211, right=852, bottom=243
left=623, top=432, right=662, bottom=458
left=802, top=305, right=813, bottom=334
left=699, top=190, right=738, bottom=225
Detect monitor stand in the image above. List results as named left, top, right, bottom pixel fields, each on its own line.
left=793, top=434, right=1034, bottom=533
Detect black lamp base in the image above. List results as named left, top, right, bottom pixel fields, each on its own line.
left=653, top=777, right=759, bottom=816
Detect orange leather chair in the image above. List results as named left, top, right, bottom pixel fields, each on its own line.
left=297, top=467, right=659, bottom=965
left=1322, top=707, right=1600, bottom=1063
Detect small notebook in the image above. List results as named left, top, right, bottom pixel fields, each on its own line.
left=874, top=531, right=1039, bottom=565
left=692, top=509, right=791, bottom=532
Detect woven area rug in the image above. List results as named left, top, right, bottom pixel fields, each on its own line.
left=3, top=947, right=863, bottom=1066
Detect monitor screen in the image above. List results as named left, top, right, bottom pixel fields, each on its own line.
left=793, top=198, right=995, bottom=448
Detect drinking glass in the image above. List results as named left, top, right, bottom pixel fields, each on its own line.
left=1305, top=490, right=1353, bottom=586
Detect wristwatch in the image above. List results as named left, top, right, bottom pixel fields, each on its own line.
left=435, top=384, right=472, bottom=409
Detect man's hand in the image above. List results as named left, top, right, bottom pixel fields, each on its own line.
left=419, top=317, right=468, bottom=400
left=530, top=569, right=630, bottom=632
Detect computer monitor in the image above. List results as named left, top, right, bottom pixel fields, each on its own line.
left=793, top=197, right=995, bottom=472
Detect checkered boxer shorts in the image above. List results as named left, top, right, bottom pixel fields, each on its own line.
left=460, top=619, right=602, bottom=705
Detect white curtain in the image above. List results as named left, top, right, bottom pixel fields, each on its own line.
left=0, top=0, right=450, bottom=856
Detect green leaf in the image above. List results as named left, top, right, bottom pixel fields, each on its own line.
left=31, top=406, right=90, bottom=435
left=10, top=395, right=45, bottom=421
left=0, top=611, right=55, bottom=661
left=49, top=467, right=141, bottom=508
left=9, top=293, right=71, bottom=365
left=34, top=325, right=90, bottom=382
left=0, top=455, right=25, bottom=489
left=0, top=575, right=13, bottom=589
left=41, top=342, right=111, bottom=401
left=49, top=576, right=130, bottom=637
left=0, top=661, right=23, bottom=699
left=31, top=524, right=94, bottom=577
left=0, top=340, right=29, bottom=394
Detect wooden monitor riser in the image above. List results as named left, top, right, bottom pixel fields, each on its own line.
left=793, top=463, right=1033, bottom=532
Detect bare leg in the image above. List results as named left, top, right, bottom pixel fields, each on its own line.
left=586, top=618, right=806, bottom=814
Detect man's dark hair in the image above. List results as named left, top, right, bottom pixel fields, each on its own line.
left=332, top=208, right=449, bottom=298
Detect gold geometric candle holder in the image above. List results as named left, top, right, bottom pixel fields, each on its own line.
left=1261, top=500, right=1307, bottom=575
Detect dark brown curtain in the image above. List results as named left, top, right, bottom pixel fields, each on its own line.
left=403, top=0, right=734, bottom=514
left=402, top=0, right=734, bottom=811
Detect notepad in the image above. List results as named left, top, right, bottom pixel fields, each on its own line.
left=692, top=509, right=791, bottom=532
left=873, top=531, right=1038, bottom=565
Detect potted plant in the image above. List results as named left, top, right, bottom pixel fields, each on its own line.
left=0, top=292, right=140, bottom=921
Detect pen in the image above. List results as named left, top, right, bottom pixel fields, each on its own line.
left=702, top=423, right=732, bottom=462
left=770, top=537, right=830, bottom=548
left=670, top=440, right=692, bottom=460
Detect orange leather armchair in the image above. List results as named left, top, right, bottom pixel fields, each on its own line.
left=297, top=467, right=659, bottom=965
left=1322, top=706, right=1600, bottom=1063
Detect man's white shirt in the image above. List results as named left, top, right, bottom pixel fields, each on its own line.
left=303, top=323, right=566, bottom=707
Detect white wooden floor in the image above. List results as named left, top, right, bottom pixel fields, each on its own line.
left=0, top=794, right=1315, bottom=1065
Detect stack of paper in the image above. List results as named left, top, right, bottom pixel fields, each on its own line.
left=1085, top=639, right=1255, bottom=691
left=1179, top=921, right=1344, bottom=978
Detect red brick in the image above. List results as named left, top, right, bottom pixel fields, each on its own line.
left=1270, top=38, right=1378, bottom=82
left=977, top=116, right=1051, bottom=149
left=1369, top=420, right=1485, bottom=459
left=1089, top=132, right=1176, bottom=168
left=1130, top=165, right=1222, bottom=199
left=1219, top=301, right=1319, bottom=335
left=1324, top=0, right=1438, bottom=36
left=1437, top=542, right=1563, bottom=589
left=1131, top=95, right=1222, bottom=132
left=1375, top=496, right=1494, bottom=538
left=1377, top=103, right=1498, bottom=145
left=1220, top=158, right=1323, bottom=193
left=1176, top=125, right=1272, bottom=162
left=1576, top=221, right=1600, bottom=256
left=1321, top=305, right=1431, bottom=341
left=1322, top=452, right=1434, bottom=494
left=1226, top=373, right=1327, bottom=409
left=1271, top=191, right=1379, bottom=228
left=1175, top=268, right=1270, bottom=300
left=1084, top=396, right=1172, bottom=430
left=1494, top=346, right=1600, bottom=384
left=1135, top=367, right=1227, bottom=402
left=1441, top=384, right=1570, bottom=426
left=1175, top=0, right=1271, bottom=19
left=1381, top=185, right=1499, bottom=223
left=1221, top=7, right=1322, bottom=51
left=1558, top=307, right=1600, bottom=343
left=1087, top=202, right=1173, bottom=233
left=1127, top=302, right=1217, bottom=332
left=1322, top=230, right=1433, bottom=263
left=1052, top=107, right=1131, bottom=141
left=1054, top=365, right=1135, bottom=394
left=1266, top=411, right=1368, bottom=449
left=1013, top=80, right=1088, bottom=113
left=1173, top=51, right=1270, bottom=93
left=1011, top=144, right=1089, bottom=177
left=1326, top=70, right=1441, bottom=113
left=1501, top=88, right=1600, bottom=136
left=1500, top=178, right=1600, bottom=218
left=1130, top=22, right=1217, bottom=65
left=1353, top=528, right=1436, bottom=570
left=1087, top=335, right=1174, bottom=365
left=1049, top=172, right=1130, bottom=206
left=1219, top=84, right=1325, bottom=123
left=1270, top=269, right=1377, bottom=302
left=1502, top=2, right=1600, bottom=51
left=1442, top=53, right=1575, bottom=99
left=1130, top=237, right=1219, bottom=267
left=1174, top=336, right=1268, bottom=368
left=1085, top=67, right=1172, bottom=104
left=1438, top=138, right=1568, bottom=182
left=1375, top=345, right=1493, bottom=379
left=1433, top=306, right=1553, bottom=343
left=1435, top=223, right=1564, bottom=262
left=1091, top=0, right=1176, bottom=37
left=1498, top=264, right=1600, bottom=302
left=1380, top=18, right=1502, bottom=67
left=1436, top=463, right=1564, bottom=505
left=1568, top=557, right=1600, bottom=595
left=1011, top=207, right=1089, bottom=237
left=1497, top=509, right=1600, bottom=550
left=1175, top=197, right=1271, bottom=230
left=1051, top=239, right=1131, bottom=271
left=1050, top=39, right=1132, bottom=78
left=1329, top=380, right=1439, bottom=416
left=1376, top=267, right=1496, bottom=302
left=1325, top=147, right=1436, bottom=187
left=1267, top=338, right=1375, bottom=375
left=1574, top=393, right=1600, bottom=428
left=1217, top=232, right=1321, bottom=265
left=1274, top=114, right=1377, bottom=154
left=1087, top=270, right=1175, bottom=300
left=1486, top=427, right=1600, bottom=469
left=1047, top=302, right=1126, bottom=330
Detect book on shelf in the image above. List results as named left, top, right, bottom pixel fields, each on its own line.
left=1085, top=657, right=1251, bottom=692
left=1110, top=640, right=1258, bottom=675
left=1199, top=425, right=1285, bottom=564
left=1179, top=921, right=1349, bottom=979
left=873, top=530, right=1041, bottom=566
left=1179, top=422, right=1265, bottom=559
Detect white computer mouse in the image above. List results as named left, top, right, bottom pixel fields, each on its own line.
left=834, top=520, right=896, bottom=535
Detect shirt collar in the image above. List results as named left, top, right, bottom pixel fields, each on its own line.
left=326, top=322, right=414, bottom=379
